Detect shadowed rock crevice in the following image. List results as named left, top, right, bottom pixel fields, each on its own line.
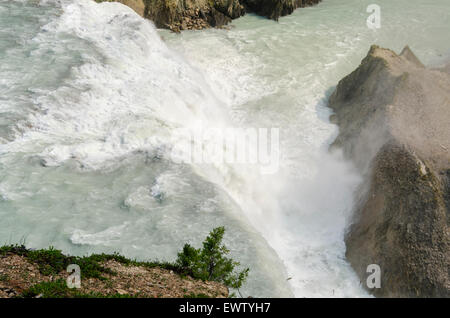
left=242, top=0, right=320, bottom=21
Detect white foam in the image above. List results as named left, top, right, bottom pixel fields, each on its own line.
left=71, top=222, right=130, bottom=246
left=6, top=0, right=229, bottom=170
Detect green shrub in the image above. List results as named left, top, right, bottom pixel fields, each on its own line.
left=176, top=227, right=249, bottom=290
left=21, top=279, right=72, bottom=298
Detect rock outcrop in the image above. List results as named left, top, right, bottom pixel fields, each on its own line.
left=0, top=245, right=229, bottom=298
left=95, top=0, right=321, bottom=31
left=144, top=0, right=244, bottom=31
left=242, top=0, right=320, bottom=21
left=329, top=45, right=450, bottom=297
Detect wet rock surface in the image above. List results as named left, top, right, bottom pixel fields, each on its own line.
left=329, top=45, right=450, bottom=297
left=96, top=0, right=321, bottom=31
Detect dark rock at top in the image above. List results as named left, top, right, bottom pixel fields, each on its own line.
left=242, top=0, right=321, bottom=21
left=96, top=0, right=321, bottom=31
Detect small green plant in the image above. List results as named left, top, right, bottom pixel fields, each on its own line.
left=21, top=279, right=72, bottom=298
left=26, top=247, right=71, bottom=276
left=176, top=227, right=249, bottom=291
left=0, top=274, right=9, bottom=282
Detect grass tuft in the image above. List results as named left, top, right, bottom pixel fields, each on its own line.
left=20, top=279, right=136, bottom=298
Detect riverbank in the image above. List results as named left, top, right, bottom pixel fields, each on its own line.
left=0, top=245, right=228, bottom=298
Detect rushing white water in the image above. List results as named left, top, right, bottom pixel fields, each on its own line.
left=0, top=0, right=449, bottom=297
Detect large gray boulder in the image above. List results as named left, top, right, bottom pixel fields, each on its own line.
left=329, top=45, right=450, bottom=297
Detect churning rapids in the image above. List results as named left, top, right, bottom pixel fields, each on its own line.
left=0, top=0, right=449, bottom=297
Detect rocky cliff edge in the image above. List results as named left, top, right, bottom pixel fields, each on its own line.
left=329, top=45, right=450, bottom=297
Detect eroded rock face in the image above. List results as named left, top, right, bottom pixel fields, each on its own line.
left=144, top=0, right=243, bottom=31
left=215, top=0, right=245, bottom=19
left=95, top=0, right=321, bottom=31
left=329, top=45, right=450, bottom=297
left=95, top=0, right=240, bottom=31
